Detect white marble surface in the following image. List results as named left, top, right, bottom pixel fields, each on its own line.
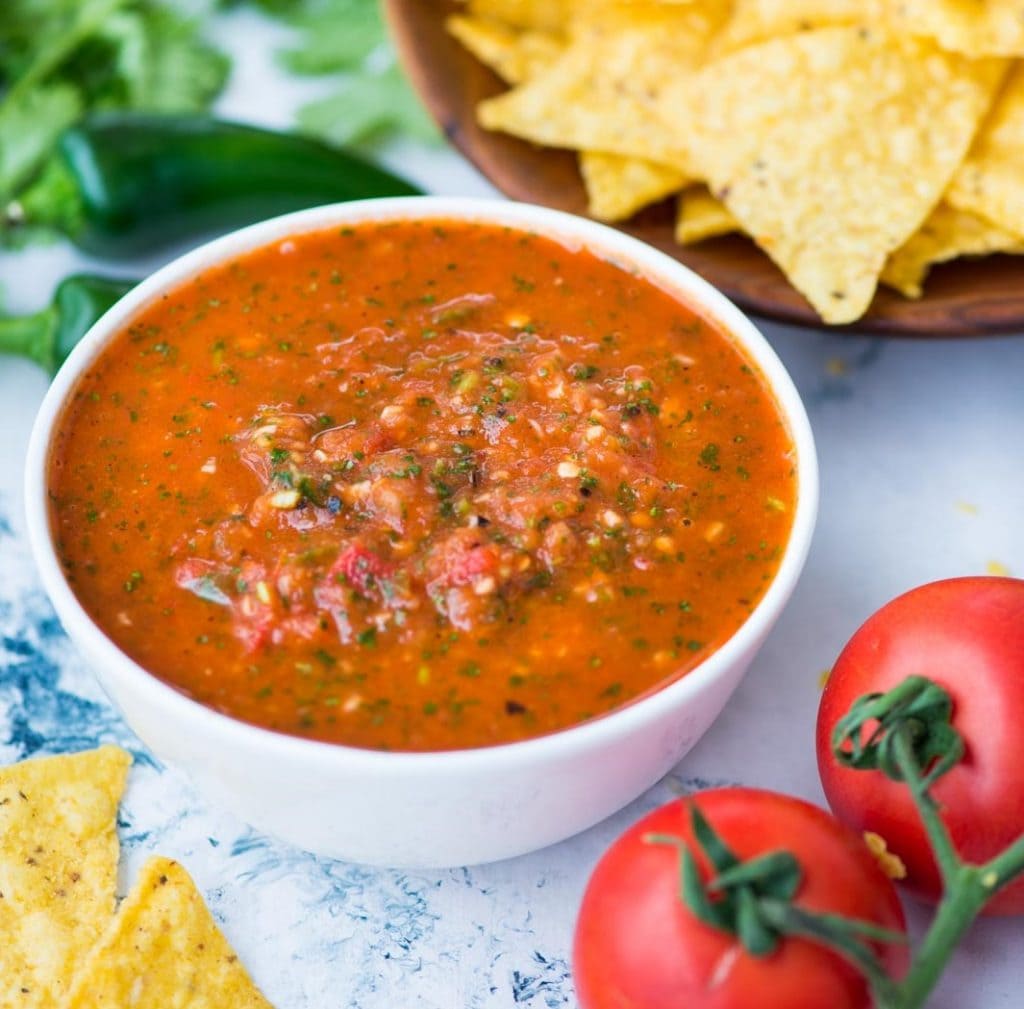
left=1, top=10, right=1022, bottom=1007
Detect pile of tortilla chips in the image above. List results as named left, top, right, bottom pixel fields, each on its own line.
left=449, top=0, right=1024, bottom=324
left=0, top=747, right=273, bottom=1008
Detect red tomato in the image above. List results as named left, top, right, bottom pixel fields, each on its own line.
left=817, top=577, right=1024, bottom=916
left=573, top=789, right=907, bottom=1009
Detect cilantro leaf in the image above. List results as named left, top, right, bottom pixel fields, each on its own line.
left=0, top=0, right=129, bottom=95
left=275, top=0, right=386, bottom=74
left=0, top=81, right=81, bottom=199
left=0, top=0, right=228, bottom=205
left=296, top=63, right=438, bottom=146
left=259, top=0, right=440, bottom=147
left=85, top=6, right=229, bottom=111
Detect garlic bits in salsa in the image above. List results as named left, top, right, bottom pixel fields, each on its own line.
left=47, top=219, right=796, bottom=751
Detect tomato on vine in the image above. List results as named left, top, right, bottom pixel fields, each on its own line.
left=817, top=576, right=1024, bottom=915
left=573, top=789, right=908, bottom=1009
left=573, top=577, right=1024, bottom=1009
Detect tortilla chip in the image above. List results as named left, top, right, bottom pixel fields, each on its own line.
left=0, top=746, right=131, bottom=1009
left=464, top=0, right=577, bottom=32
left=675, top=185, right=739, bottom=244
left=881, top=202, right=1023, bottom=298
left=457, top=3, right=711, bottom=218
left=464, top=0, right=697, bottom=29
left=666, top=26, right=1004, bottom=323
left=886, top=1, right=1024, bottom=58
left=446, top=15, right=564, bottom=85
left=947, top=65, right=1024, bottom=241
left=446, top=15, right=682, bottom=220
left=61, top=856, right=273, bottom=1009
left=580, top=151, right=688, bottom=221
left=714, top=0, right=864, bottom=53
left=477, top=3, right=730, bottom=167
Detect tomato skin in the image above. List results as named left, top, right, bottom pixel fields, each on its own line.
left=573, top=789, right=907, bottom=1009
left=817, top=577, right=1024, bottom=916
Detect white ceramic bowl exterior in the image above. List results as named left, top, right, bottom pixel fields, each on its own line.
left=25, top=198, right=817, bottom=868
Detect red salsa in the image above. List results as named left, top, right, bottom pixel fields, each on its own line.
left=48, top=219, right=797, bottom=750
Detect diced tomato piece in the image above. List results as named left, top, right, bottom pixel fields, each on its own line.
left=448, top=545, right=497, bottom=585
left=362, top=426, right=393, bottom=457
left=228, top=586, right=277, bottom=651
left=429, top=529, right=499, bottom=588
left=232, top=607, right=275, bottom=652
left=331, top=543, right=394, bottom=595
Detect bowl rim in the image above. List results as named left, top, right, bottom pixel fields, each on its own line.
left=25, top=195, right=818, bottom=775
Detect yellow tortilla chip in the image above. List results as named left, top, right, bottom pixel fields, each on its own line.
left=580, top=151, right=688, bottom=222
left=886, top=1, right=1024, bottom=58
left=477, top=3, right=730, bottom=167
left=446, top=15, right=564, bottom=85
left=675, top=185, right=739, bottom=244
left=881, top=202, right=1023, bottom=298
left=0, top=746, right=131, bottom=1009
left=447, top=14, right=683, bottom=220
left=714, top=0, right=864, bottom=53
left=465, top=0, right=577, bottom=32
left=947, top=65, right=1024, bottom=240
left=61, top=856, right=273, bottom=1009
left=667, top=26, right=1004, bottom=323
left=465, top=0, right=696, bottom=29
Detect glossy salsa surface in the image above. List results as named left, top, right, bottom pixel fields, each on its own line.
left=48, top=219, right=797, bottom=751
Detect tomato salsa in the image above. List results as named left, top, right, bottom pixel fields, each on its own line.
left=48, top=219, right=796, bottom=751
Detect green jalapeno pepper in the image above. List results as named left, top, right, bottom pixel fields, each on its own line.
left=0, top=274, right=135, bottom=374
left=8, top=113, right=422, bottom=256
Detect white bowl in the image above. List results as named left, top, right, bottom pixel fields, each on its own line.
left=25, top=197, right=817, bottom=868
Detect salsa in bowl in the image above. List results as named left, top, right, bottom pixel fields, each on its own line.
left=27, top=198, right=816, bottom=866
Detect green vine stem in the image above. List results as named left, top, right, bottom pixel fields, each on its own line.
left=869, top=718, right=1024, bottom=1007
left=759, top=898, right=902, bottom=1004
left=888, top=729, right=961, bottom=885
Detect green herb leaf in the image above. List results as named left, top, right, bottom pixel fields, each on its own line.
left=91, top=6, right=229, bottom=112
left=0, top=82, right=81, bottom=201
left=256, top=0, right=437, bottom=146
left=296, top=62, right=438, bottom=147
left=274, top=0, right=386, bottom=74
left=0, top=0, right=228, bottom=212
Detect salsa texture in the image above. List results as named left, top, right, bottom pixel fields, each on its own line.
left=48, top=219, right=796, bottom=751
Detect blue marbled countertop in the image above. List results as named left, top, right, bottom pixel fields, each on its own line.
left=1, top=10, right=1023, bottom=1007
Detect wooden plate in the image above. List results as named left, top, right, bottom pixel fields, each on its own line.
left=385, top=0, right=1024, bottom=336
